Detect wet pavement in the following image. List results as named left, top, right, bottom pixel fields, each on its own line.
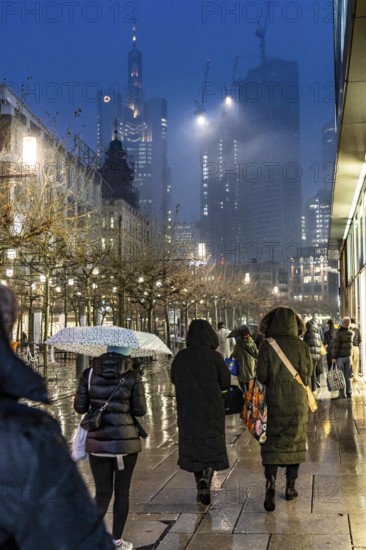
left=34, top=358, right=366, bottom=549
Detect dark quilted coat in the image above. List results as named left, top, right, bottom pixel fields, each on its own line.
left=171, top=319, right=230, bottom=472
left=74, top=353, right=146, bottom=455
left=303, top=319, right=322, bottom=362
left=332, top=327, right=354, bottom=358
left=0, top=323, right=113, bottom=550
left=257, top=307, right=313, bottom=466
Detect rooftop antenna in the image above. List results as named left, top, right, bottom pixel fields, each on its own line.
left=255, top=0, right=271, bottom=63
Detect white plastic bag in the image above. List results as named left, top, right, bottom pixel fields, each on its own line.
left=71, top=423, right=88, bottom=462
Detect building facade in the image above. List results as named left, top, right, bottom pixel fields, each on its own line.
left=329, top=0, right=366, bottom=373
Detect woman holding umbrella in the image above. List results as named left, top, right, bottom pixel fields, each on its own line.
left=74, top=345, right=147, bottom=549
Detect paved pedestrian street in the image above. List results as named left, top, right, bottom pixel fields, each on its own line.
left=37, top=358, right=366, bottom=549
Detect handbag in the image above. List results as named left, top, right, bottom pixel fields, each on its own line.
left=72, top=368, right=93, bottom=462
left=327, top=365, right=346, bottom=391
left=71, top=424, right=88, bottom=461
left=241, top=378, right=267, bottom=443
left=80, top=372, right=125, bottom=432
left=225, top=357, right=240, bottom=376
left=267, top=337, right=318, bottom=413
left=222, top=385, right=244, bottom=415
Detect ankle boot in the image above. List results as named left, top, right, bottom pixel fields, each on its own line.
left=264, top=475, right=276, bottom=512
left=194, top=472, right=203, bottom=502
left=285, top=479, right=298, bottom=501
left=197, top=467, right=214, bottom=505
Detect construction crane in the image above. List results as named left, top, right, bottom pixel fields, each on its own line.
left=194, top=59, right=210, bottom=116
left=255, top=0, right=271, bottom=62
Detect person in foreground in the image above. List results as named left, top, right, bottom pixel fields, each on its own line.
left=171, top=319, right=230, bottom=505
left=74, top=345, right=147, bottom=550
left=256, top=306, right=313, bottom=512
left=0, top=284, right=114, bottom=549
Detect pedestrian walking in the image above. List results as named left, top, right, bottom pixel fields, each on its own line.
left=350, top=318, right=362, bottom=382
left=332, top=316, right=354, bottom=399
left=303, top=318, right=323, bottom=392
left=256, top=306, right=313, bottom=512
left=323, top=319, right=336, bottom=370
left=231, top=325, right=258, bottom=393
left=74, top=345, right=147, bottom=549
left=0, top=284, right=114, bottom=549
left=215, top=321, right=234, bottom=358
left=171, top=319, right=230, bottom=505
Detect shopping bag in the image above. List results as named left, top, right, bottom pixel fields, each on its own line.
left=222, top=385, right=244, bottom=415
left=225, top=357, right=240, bottom=376
left=71, top=423, right=88, bottom=461
left=241, top=378, right=267, bottom=443
left=327, top=366, right=346, bottom=392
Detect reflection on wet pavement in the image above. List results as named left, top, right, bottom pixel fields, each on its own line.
left=32, top=359, right=366, bottom=549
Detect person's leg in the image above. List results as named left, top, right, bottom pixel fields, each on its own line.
left=264, top=465, right=277, bottom=512
left=285, top=464, right=299, bottom=500
left=112, top=453, right=138, bottom=541
left=194, top=471, right=203, bottom=502
left=89, top=455, right=115, bottom=517
left=311, top=362, right=317, bottom=392
left=352, top=346, right=359, bottom=382
left=336, top=358, right=346, bottom=398
left=197, top=466, right=214, bottom=505
left=344, top=357, right=352, bottom=397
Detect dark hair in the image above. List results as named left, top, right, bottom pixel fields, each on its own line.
left=351, top=318, right=356, bottom=324
left=0, top=284, right=18, bottom=340
left=218, top=322, right=225, bottom=329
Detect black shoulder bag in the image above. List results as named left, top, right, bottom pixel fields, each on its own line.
left=80, top=373, right=125, bottom=432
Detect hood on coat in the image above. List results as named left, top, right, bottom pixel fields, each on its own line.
left=259, top=306, right=304, bottom=338
left=305, top=319, right=319, bottom=333
left=0, top=320, right=50, bottom=403
left=186, top=319, right=219, bottom=350
left=92, top=352, right=132, bottom=379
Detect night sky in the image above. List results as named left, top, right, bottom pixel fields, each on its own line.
left=1, top=0, right=335, bottom=221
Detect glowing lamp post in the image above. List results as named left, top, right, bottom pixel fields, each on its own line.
left=22, top=136, right=37, bottom=167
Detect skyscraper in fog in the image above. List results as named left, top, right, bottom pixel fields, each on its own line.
left=199, top=56, right=302, bottom=264
left=97, top=31, right=170, bottom=222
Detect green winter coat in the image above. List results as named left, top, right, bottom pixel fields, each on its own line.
left=256, top=307, right=313, bottom=466
left=232, top=336, right=258, bottom=384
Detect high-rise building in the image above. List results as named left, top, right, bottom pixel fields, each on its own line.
left=199, top=56, right=302, bottom=264
left=97, top=31, right=170, bottom=222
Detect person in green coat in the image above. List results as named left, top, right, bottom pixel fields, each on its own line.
left=256, top=306, right=313, bottom=512
left=231, top=325, right=258, bottom=392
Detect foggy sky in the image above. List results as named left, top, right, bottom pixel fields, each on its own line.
left=1, top=0, right=335, bottom=222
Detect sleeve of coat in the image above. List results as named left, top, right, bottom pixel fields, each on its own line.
left=231, top=342, right=239, bottom=359
left=73, top=367, right=91, bottom=414
left=130, top=372, right=147, bottom=417
left=216, top=353, right=231, bottom=389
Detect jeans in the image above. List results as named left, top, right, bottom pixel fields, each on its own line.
left=89, top=453, right=138, bottom=539
left=264, top=463, right=299, bottom=481
left=336, top=356, right=352, bottom=397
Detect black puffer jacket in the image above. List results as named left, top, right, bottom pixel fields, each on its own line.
left=303, top=319, right=322, bottom=362
left=332, top=327, right=354, bottom=359
left=74, top=353, right=146, bottom=455
left=171, top=319, right=230, bottom=472
left=0, top=323, right=113, bottom=549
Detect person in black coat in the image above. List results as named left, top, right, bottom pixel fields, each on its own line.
left=303, top=319, right=323, bottom=392
left=323, top=318, right=335, bottom=370
left=74, top=345, right=146, bottom=549
left=170, top=319, right=230, bottom=505
left=0, top=284, right=113, bottom=550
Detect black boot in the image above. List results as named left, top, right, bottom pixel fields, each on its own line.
left=285, top=479, right=298, bottom=501
left=197, top=467, right=214, bottom=505
left=194, top=472, right=203, bottom=502
left=264, top=475, right=276, bottom=512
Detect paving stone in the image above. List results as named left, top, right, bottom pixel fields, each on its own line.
left=267, top=534, right=352, bottom=549
left=170, top=513, right=203, bottom=533
left=196, top=504, right=243, bottom=532
left=186, top=533, right=269, bottom=549
left=235, top=512, right=349, bottom=534
left=349, top=513, right=366, bottom=547
left=157, top=532, right=191, bottom=549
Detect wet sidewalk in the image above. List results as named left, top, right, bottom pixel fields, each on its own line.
left=41, top=360, right=366, bottom=549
